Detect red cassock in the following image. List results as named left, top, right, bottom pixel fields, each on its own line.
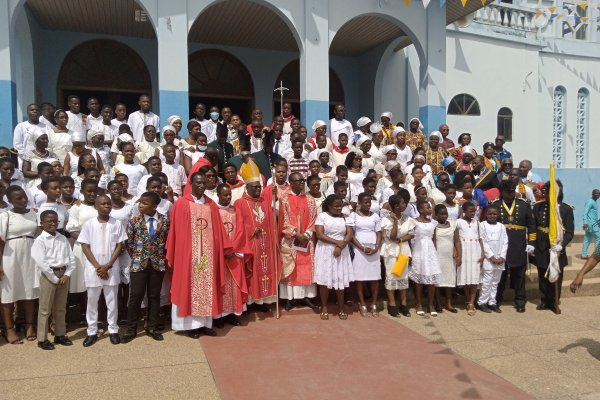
left=218, top=205, right=250, bottom=314
left=233, top=193, right=280, bottom=301
left=166, top=194, right=232, bottom=318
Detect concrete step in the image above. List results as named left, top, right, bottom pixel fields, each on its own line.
left=525, top=263, right=600, bottom=282
left=502, top=277, right=600, bottom=302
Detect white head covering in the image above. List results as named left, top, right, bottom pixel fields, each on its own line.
left=410, top=117, right=424, bottom=131
left=369, top=122, right=382, bottom=134
left=309, top=148, right=333, bottom=167
left=312, top=120, right=326, bottom=131
left=462, top=145, right=474, bottom=155
left=87, top=129, right=104, bottom=141
left=356, top=135, right=371, bottom=147
left=380, top=111, right=393, bottom=120
left=162, top=125, right=176, bottom=135
left=413, top=154, right=426, bottom=162
left=168, top=115, right=182, bottom=126
left=383, top=145, right=397, bottom=154
left=117, top=133, right=134, bottom=144
left=356, top=116, right=372, bottom=128
left=71, top=131, right=87, bottom=143
left=30, top=127, right=47, bottom=145
left=384, top=160, right=399, bottom=172
left=430, top=131, right=443, bottom=141
left=392, top=126, right=405, bottom=135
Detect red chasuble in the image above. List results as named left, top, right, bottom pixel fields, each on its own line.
left=166, top=194, right=232, bottom=318
left=218, top=205, right=250, bottom=313
left=279, top=192, right=317, bottom=286
left=233, top=193, right=280, bottom=301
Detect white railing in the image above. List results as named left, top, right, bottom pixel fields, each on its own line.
left=473, top=3, right=539, bottom=32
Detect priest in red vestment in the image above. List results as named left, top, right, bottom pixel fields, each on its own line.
left=166, top=172, right=232, bottom=338
left=279, top=172, right=319, bottom=312
left=213, top=184, right=250, bottom=328
left=234, top=160, right=280, bottom=312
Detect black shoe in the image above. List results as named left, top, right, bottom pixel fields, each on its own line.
left=109, top=333, right=120, bottom=345
left=387, top=305, right=400, bottom=317
left=120, top=332, right=136, bottom=344
left=213, top=318, right=225, bottom=329
left=82, top=335, right=98, bottom=347
left=156, top=323, right=165, bottom=331
left=199, top=327, right=217, bottom=337
left=253, top=304, right=271, bottom=313
left=516, top=306, right=526, bottom=313
left=224, top=315, right=241, bottom=326
left=38, top=340, right=55, bottom=350
left=187, top=329, right=201, bottom=339
left=399, top=305, right=411, bottom=317
left=478, top=304, right=492, bottom=313
left=303, top=298, right=320, bottom=312
left=145, top=329, right=164, bottom=341
left=284, top=300, right=295, bottom=312
left=53, top=336, right=73, bottom=346
left=553, top=305, right=562, bottom=315
left=536, top=303, right=549, bottom=311
left=488, top=305, right=502, bottom=313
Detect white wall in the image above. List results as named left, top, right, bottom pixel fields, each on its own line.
left=378, top=48, right=408, bottom=126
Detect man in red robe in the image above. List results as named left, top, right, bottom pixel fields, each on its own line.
left=279, top=172, right=319, bottom=312
left=166, top=172, right=232, bottom=338
left=213, top=184, right=250, bottom=328
left=234, top=161, right=280, bottom=312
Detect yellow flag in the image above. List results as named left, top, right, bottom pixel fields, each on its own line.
left=549, top=6, right=556, bottom=13
left=548, top=163, right=558, bottom=244
left=580, top=2, right=588, bottom=10
left=535, top=9, right=543, bottom=17
left=404, top=0, right=410, bottom=6
left=481, top=0, right=487, bottom=5
left=461, top=0, right=468, bottom=6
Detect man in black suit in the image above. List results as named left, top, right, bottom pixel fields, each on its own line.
left=532, top=180, right=574, bottom=314
left=208, top=123, right=234, bottom=179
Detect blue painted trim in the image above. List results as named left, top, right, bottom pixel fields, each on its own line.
left=0, top=81, right=17, bottom=148
left=158, top=90, right=189, bottom=128
left=419, top=105, right=446, bottom=136
left=300, top=100, right=329, bottom=137
left=532, top=167, right=600, bottom=230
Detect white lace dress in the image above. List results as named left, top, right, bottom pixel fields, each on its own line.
left=456, top=219, right=482, bottom=286
left=350, top=212, right=382, bottom=281
left=314, top=212, right=354, bottom=290
left=409, top=220, right=441, bottom=285
left=381, top=215, right=415, bottom=290
left=435, top=221, right=457, bottom=287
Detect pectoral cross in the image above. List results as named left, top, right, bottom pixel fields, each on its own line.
left=273, top=80, right=289, bottom=117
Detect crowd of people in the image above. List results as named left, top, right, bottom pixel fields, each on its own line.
left=1, top=93, right=585, bottom=351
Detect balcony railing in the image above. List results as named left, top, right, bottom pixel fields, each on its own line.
left=473, top=3, right=540, bottom=32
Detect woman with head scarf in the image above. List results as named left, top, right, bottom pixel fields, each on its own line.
left=22, top=129, right=58, bottom=182
left=167, top=115, right=183, bottom=139
left=406, top=117, right=427, bottom=150
left=380, top=112, right=395, bottom=145
left=425, top=131, right=448, bottom=175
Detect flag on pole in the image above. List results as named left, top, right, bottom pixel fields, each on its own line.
left=404, top=0, right=411, bottom=7
left=423, top=0, right=431, bottom=9
left=546, top=163, right=564, bottom=283
left=460, top=0, right=468, bottom=6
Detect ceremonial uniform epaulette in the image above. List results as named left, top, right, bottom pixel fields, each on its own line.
left=563, top=203, right=574, bottom=210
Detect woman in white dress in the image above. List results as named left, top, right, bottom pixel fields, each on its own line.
left=356, top=136, right=377, bottom=172
left=434, top=204, right=459, bottom=313
left=22, top=131, right=58, bottom=186
left=113, top=142, right=147, bottom=197
left=443, top=184, right=461, bottom=221
left=63, top=132, right=89, bottom=177
left=409, top=200, right=442, bottom=316
left=456, top=202, right=485, bottom=316
left=345, top=152, right=365, bottom=203
left=155, top=125, right=182, bottom=165
left=314, top=194, right=354, bottom=320
left=0, top=186, right=39, bottom=343
left=48, top=109, right=73, bottom=164
left=350, top=193, right=383, bottom=317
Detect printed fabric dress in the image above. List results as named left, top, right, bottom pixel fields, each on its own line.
left=456, top=219, right=482, bottom=286
left=409, top=220, right=441, bottom=284
left=314, top=212, right=354, bottom=290
left=435, top=221, right=457, bottom=287
left=350, top=212, right=382, bottom=281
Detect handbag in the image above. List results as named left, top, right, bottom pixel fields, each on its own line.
left=391, top=240, right=409, bottom=277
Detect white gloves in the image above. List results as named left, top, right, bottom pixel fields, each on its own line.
left=526, top=245, right=535, bottom=254
left=551, top=244, right=563, bottom=253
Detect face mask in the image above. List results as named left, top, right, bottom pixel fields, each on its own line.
left=210, top=112, right=219, bottom=121
left=198, top=145, right=207, bottom=152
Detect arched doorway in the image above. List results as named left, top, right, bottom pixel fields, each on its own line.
left=273, top=60, right=344, bottom=119
left=57, top=39, right=152, bottom=113
left=188, top=49, right=255, bottom=121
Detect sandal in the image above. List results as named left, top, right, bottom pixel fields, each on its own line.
left=415, top=307, right=425, bottom=316
left=445, top=306, right=458, bottom=313
left=359, top=305, right=370, bottom=317
left=370, top=304, right=379, bottom=317
left=320, top=312, right=329, bottom=320
left=338, top=311, right=348, bottom=320
left=399, top=305, right=411, bottom=317
left=467, top=303, right=476, bottom=316
left=25, top=323, right=37, bottom=341
left=4, top=327, right=23, bottom=344
left=430, top=311, right=438, bottom=317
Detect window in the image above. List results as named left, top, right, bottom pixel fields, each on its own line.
left=552, top=86, right=566, bottom=167
left=576, top=88, right=589, bottom=168
left=497, top=107, right=513, bottom=141
left=447, top=94, right=480, bottom=116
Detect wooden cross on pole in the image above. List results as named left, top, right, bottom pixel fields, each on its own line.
left=273, top=80, right=289, bottom=117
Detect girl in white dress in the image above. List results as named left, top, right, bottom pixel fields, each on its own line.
left=113, top=142, right=147, bottom=197
left=434, top=204, right=460, bottom=313
left=0, top=186, right=38, bottom=343
left=48, top=109, right=73, bottom=164
left=314, top=194, right=354, bottom=320
left=156, top=126, right=182, bottom=166
left=350, top=193, right=382, bottom=317
left=409, top=200, right=442, bottom=316
left=456, top=202, right=485, bottom=316
left=443, top=184, right=461, bottom=221
left=345, top=152, right=365, bottom=203
left=66, top=179, right=99, bottom=295
left=381, top=189, right=415, bottom=317
left=108, top=180, right=133, bottom=285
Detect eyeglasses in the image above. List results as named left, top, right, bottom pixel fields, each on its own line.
left=291, top=179, right=306, bottom=183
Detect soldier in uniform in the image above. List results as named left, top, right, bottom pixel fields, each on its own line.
left=493, top=180, right=536, bottom=312
left=532, top=180, right=574, bottom=314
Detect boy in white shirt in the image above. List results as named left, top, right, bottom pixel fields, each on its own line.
left=135, top=125, right=161, bottom=164
left=37, top=176, right=69, bottom=233
left=127, top=94, right=160, bottom=142
left=161, top=143, right=186, bottom=198
left=32, top=210, right=76, bottom=350
left=78, top=195, right=127, bottom=347
left=65, top=95, right=86, bottom=134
